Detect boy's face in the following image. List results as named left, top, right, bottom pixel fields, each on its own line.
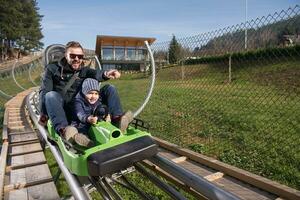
left=85, top=90, right=99, bottom=104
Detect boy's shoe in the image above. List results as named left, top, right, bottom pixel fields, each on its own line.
left=64, top=126, right=78, bottom=141
left=38, top=114, right=48, bottom=127
left=74, top=133, right=94, bottom=148
left=64, top=126, right=93, bottom=147
left=119, top=111, right=134, bottom=132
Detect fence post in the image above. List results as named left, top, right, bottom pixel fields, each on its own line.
left=228, top=54, right=232, bottom=83
left=180, top=61, right=185, bottom=80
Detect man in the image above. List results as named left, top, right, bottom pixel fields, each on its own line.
left=39, top=41, right=133, bottom=147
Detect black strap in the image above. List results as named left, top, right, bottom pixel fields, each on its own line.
left=62, top=72, right=79, bottom=96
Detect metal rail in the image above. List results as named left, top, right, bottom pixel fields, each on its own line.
left=149, top=154, right=241, bottom=200
left=26, top=92, right=90, bottom=200
left=135, top=163, right=188, bottom=200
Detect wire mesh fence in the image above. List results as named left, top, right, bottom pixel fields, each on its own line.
left=0, top=4, right=298, bottom=192
left=127, top=5, right=300, bottom=189
left=0, top=58, right=43, bottom=105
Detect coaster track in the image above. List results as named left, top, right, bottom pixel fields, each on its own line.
left=1, top=89, right=299, bottom=199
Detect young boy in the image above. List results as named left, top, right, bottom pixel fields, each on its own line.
left=72, top=78, right=133, bottom=135
left=72, top=78, right=108, bottom=134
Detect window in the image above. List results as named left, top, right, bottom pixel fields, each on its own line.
left=115, top=48, right=125, bottom=60
left=103, top=64, right=116, bottom=70
left=127, top=49, right=136, bottom=60
left=102, top=48, right=113, bottom=60
left=137, top=49, right=145, bottom=60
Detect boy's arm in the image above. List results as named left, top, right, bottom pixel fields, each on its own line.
left=74, top=101, right=90, bottom=123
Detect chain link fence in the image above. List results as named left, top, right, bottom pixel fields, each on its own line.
left=117, top=5, right=300, bottom=190
left=0, top=4, right=298, bottom=191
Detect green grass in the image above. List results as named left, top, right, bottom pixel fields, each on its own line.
left=44, top=149, right=71, bottom=196
left=1, top=59, right=299, bottom=196
left=0, top=64, right=43, bottom=106
left=113, top=60, right=300, bottom=190
left=0, top=63, right=43, bottom=136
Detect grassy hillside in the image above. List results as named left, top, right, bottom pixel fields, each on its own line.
left=113, top=60, right=300, bottom=190
left=0, top=64, right=43, bottom=131
left=1, top=59, right=298, bottom=195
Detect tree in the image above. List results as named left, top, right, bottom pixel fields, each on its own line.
left=168, top=35, right=182, bottom=64
left=17, top=0, right=43, bottom=52
left=0, top=0, right=43, bottom=60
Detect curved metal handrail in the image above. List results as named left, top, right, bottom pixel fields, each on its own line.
left=133, top=41, right=156, bottom=118
left=11, top=60, right=26, bottom=91
left=28, top=63, right=39, bottom=86
left=43, top=44, right=65, bottom=66
left=0, top=89, right=12, bottom=99
left=94, top=55, right=102, bottom=70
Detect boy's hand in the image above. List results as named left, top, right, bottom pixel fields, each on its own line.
left=105, top=114, right=111, bottom=122
left=87, top=116, right=98, bottom=124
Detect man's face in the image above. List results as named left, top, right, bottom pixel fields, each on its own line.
left=65, top=47, right=84, bottom=70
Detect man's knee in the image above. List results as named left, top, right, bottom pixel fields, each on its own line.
left=45, top=91, right=62, bottom=102
left=45, top=91, right=64, bottom=107
left=101, top=84, right=118, bottom=96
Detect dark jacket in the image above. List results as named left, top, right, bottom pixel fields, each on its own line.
left=71, top=91, right=102, bottom=133
left=39, top=57, right=108, bottom=113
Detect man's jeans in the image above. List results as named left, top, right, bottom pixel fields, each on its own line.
left=100, top=84, right=123, bottom=117
left=44, top=91, right=69, bottom=133
left=43, top=84, right=123, bottom=133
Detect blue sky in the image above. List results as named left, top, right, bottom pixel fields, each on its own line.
left=37, top=0, right=299, bottom=49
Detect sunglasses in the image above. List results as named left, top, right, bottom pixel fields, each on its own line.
left=69, top=54, right=84, bottom=59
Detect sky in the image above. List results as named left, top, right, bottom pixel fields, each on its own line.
left=37, top=0, right=299, bottom=50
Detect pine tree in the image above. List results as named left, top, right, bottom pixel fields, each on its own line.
left=168, top=35, right=182, bottom=64
left=0, top=0, right=43, bottom=60
left=17, top=0, right=43, bottom=52
left=0, top=0, right=23, bottom=59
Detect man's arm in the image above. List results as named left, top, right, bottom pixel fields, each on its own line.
left=40, top=68, right=54, bottom=95
left=85, top=68, right=121, bottom=81
left=104, top=69, right=121, bottom=79
left=39, top=65, right=54, bottom=115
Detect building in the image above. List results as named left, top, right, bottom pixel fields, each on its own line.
left=282, top=34, right=300, bottom=47
left=95, top=35, right=156, bottom=71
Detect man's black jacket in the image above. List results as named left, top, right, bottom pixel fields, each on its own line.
left=39, top=57, right=107, bottom=108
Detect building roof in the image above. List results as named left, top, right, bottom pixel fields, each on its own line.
left=95, top=35, right=156, bottom=54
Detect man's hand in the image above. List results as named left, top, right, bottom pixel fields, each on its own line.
left=105, top=69, right=121, bottom=79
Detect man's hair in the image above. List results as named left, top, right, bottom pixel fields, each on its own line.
left=65, top=41, right=83, bottom=51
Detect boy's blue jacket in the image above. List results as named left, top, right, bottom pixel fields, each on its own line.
left=71, top=92, right=101, bottom=133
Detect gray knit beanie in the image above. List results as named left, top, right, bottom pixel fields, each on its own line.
left=81, top=78, right=100, bottom=96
